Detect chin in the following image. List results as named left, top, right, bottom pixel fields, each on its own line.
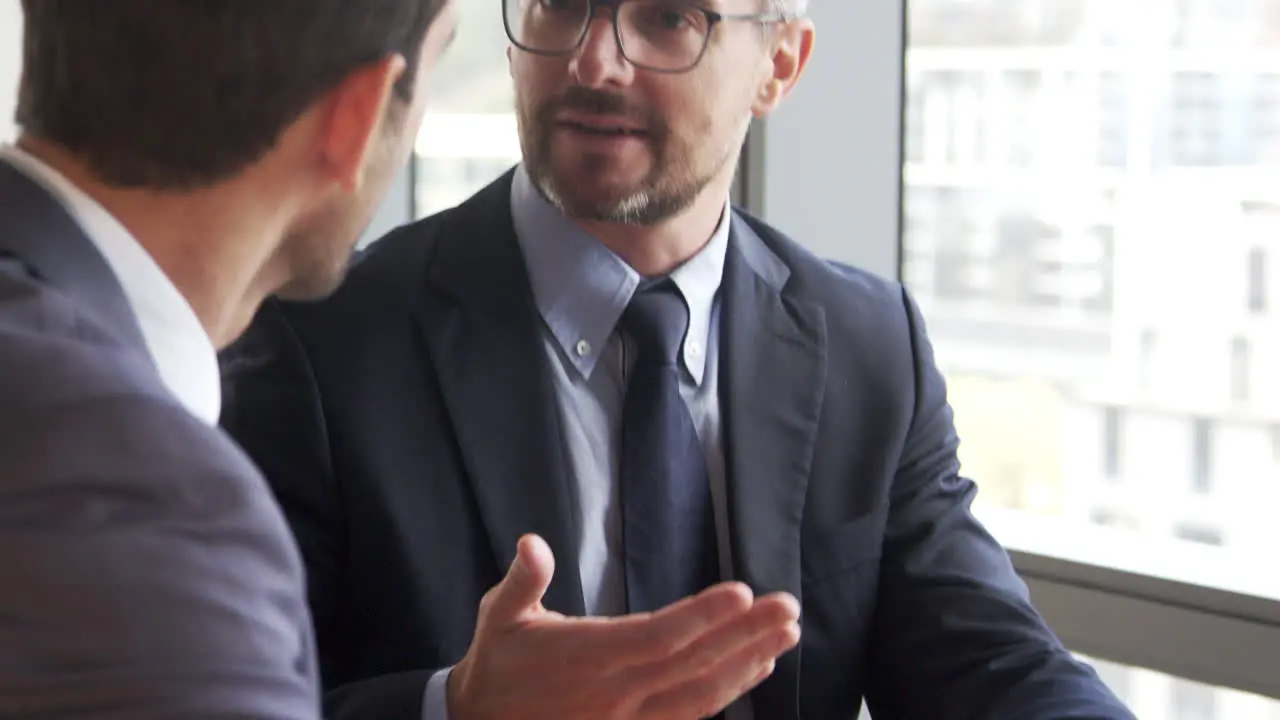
left=549, top=171, right=646, bottom=209
left=274, top=262, right=350, bottom=302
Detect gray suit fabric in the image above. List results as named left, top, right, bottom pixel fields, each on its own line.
left=0, top=160, right=320, bottom=718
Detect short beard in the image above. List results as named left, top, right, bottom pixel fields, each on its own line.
left=529, top=160, right=706, bottom=226
left=519, top=87, right=717, bottom=226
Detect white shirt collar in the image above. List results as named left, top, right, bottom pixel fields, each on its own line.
left=0, top=145, right=222, bottom=425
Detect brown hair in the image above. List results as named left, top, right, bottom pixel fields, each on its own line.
left=17, top=0, right=448, bottom=189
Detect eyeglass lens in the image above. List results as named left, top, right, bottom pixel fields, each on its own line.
left=504, top=0, right=712, bottom=71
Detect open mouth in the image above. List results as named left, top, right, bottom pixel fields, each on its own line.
left=558, top=119, right=648, bottom=137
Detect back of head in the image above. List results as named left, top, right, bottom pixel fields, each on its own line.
left=17, top=0, right=448, bottom=190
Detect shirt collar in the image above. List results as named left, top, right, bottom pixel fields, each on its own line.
left=0, top=145, right=222, bottom=425
left=511, top=164, right=730, bottom=385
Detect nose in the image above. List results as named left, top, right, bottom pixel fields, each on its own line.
left=568, top=8, right=634, bottom=89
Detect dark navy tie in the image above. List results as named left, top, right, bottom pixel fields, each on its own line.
left=619, top=279, right=719, bottom=614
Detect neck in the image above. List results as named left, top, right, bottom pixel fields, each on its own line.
left=18, top=136, right=289, bottom=349
left=576, top=174, right=733, bottom=278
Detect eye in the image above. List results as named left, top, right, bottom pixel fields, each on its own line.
left=633, top=3, right=703, bottom=33
left=540, top=0, right=582, bottom=13
left=654, top=9, right=690, bottom=30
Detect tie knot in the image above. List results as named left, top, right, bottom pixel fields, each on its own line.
left=621, top=280, right=689, bottom=367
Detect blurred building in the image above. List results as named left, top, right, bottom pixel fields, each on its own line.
left=902, top=0, right=1280, bottom=716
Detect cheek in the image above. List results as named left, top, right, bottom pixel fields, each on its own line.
left=665, top=71, right=749, bottom=137
left=669, top=92, right=734, bottom=146
left=510, top=56, right=549, bottom=101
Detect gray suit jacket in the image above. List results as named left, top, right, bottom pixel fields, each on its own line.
left=0, top=160, right=320, bottom=717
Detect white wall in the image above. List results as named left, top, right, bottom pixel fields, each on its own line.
left=0, top=0, right=19, bottom=142
left=756, top=0, right=904, bottom=280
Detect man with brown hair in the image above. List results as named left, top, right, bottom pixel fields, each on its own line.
left=0, top=1, right=455, bottom=716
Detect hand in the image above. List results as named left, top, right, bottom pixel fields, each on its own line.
left=447, top=534, right=801, bottom=720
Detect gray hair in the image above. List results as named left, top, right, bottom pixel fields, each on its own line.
left=766, top=0, right=809, bottom=16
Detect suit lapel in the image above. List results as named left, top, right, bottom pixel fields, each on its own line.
left=416, top=172, right=586, bottom=617
left=721, top=215, right=827, bottom=720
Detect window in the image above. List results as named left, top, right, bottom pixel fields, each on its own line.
left=884, top=0, right=1280, bottom=705
left=1255, top=75, right=1280, bottom=164
left=1229, top=336, right=1251, bottom=404
left=1074, top=654, right=1280, bottom=718
left=1102, top=405, right=1122, bottom=481
left=1085, top=656, right=1133, bottom=704
left=1089, top=506, right=1138, bottom=531
left=1174, top=523, right=1224, bottom=547
left=899, top=0, right=1280, bottom=614
left=1139, top=328, right=1158, bottom=393
left=411, top=0, right=518, bottom=220
left=1173, top=680, right=1218, bottom=720
left=1098, top=72, right=1130, bottom=167
left=1248, top=248, right=1268, bottom=313
left=1167, top=72, right=1227, bottom=167
left=1191, top=418, right=1213, bottom=494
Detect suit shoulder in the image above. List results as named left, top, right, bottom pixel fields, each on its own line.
left=735, top=215, right=909, bottom=320
left=6, top=387, right=270, bottom=515
left=0, top=395, right=315, bottom=714
left=819, top=258, right=906, bottom=306
left=0, top=257, right=99, bottom=345
left=0, top=269, right=272, bottom=523
left=0, top=260, right=175, bottom=422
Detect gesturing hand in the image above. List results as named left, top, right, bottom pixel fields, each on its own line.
left=447, top=534, right=801, bottom=720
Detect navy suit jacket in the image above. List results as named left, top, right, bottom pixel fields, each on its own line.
left=222, top=170, right=1133, bottom=719
left=0, top=160, right=319, bottom=717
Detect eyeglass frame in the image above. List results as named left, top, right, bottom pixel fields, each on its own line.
left=501, top=0, right=798, bottom=74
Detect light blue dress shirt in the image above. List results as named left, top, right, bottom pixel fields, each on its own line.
left=423, top=165, right=752, bottom=720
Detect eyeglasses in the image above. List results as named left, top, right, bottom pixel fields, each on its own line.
left=502, top=0, right=791, bottom=74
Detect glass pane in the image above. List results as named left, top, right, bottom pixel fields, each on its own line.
left=903, top=0, right=1280, bottom=600
left=1076, top=655, right=1280, bottom=719
left=1, top=0, right=20, bottom=143
left=413, top=0, right=520, bottom=219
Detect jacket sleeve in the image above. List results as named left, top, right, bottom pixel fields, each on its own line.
left=861, top=288, right=1135, bottom=720
left=0, top=395, right=319, bottom=719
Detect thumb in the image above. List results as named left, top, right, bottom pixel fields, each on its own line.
left=483, top=534, right=555, bottom=625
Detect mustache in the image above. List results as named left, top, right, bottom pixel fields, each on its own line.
left=538, top=86, right=661, bottom=132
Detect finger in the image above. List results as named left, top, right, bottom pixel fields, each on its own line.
left=479, top=534, right=555, bottom=628
left=743, top=658, right=776, bottom=694
left=587, top=582, right=755, bottom=667
left=626, top=593, right=800, bottom=694
left=637, top=621, right=800, bottom=719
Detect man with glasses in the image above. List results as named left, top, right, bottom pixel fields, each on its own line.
left=224, top=1, right=1135, bottom=718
